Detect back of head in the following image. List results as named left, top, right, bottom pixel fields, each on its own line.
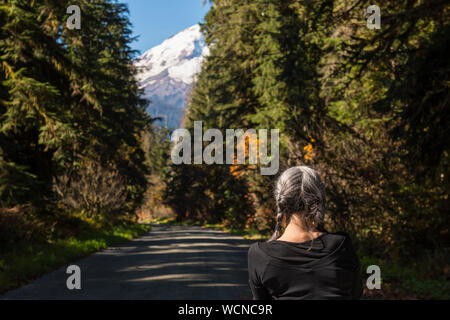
left=269, top=166, right=326, bottom=241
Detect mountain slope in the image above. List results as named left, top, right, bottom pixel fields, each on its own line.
left=135, top=25, right=209, bottom=128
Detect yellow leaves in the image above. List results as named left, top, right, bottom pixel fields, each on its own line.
left=41, top=10, right=60, bottom=36
left=303, top=138, right=316, bottom=161
left=229, top=164, right=243, bottom=179
left=303, top=144, right=313, bottom=152
left=51, top=57, right=63, bottom=72
left=229, top=131, right=259, bottom=179
left=2, top=61, right=15, bottom=79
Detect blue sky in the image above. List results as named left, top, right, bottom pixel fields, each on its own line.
left=121, top=0, right=211, bottom=54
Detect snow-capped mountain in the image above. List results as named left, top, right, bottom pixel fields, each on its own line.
left=135, top=24, right=209, bottom=128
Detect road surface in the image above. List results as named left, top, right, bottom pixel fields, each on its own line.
left=2, top=224, right=254, bottom=300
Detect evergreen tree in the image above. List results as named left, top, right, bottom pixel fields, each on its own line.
left=164, top=0, right=449, bottom=257
left=0, top=0, right=150, bottom=214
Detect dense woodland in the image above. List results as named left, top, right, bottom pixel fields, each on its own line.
left=0, top=0, right=448, bottom=298
left=0, top=0, right=151, bottom=251
left=162, top=0, right=449, bottom=293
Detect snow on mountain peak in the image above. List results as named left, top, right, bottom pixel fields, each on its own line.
left=135, top=24, right=209, bottom=128
left=136, top=24, right=209, bottom=86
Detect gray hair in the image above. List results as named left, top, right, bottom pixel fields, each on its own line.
left=269, top=166, right=326, bottom=241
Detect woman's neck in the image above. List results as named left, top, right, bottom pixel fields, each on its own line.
left=277, top=215, right=323, bottom=243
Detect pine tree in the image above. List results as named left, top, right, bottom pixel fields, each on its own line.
left=164, top=0, right=449, bottom=256
left=0, top=0, right=150, bottom=213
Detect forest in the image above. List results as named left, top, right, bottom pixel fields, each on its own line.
left=0, top=0, right=449, bottom=299
left=0, top=0, right=152, bottom=293
left=161, top=0, right=449, bottom=298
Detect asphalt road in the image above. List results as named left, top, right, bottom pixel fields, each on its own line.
left=2, top=224, right=254, bottom=300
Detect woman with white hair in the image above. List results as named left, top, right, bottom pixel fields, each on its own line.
left=248, top=166, right=363, bottom=299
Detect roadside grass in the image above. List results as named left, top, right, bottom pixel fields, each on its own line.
left=359, top=255, right=449, bottom=300
left=151, top=217, right=449, bottom=300
left=0, top=222, right=150, bottom=295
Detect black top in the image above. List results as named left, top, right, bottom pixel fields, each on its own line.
left=248, top=232, right=363, bottom=300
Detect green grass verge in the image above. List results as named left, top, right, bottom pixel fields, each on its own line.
left=359, top=256, right=449, bottom=300
left=0, top=222, right=150, bottom=295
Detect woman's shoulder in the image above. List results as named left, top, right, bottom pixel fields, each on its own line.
left=326, top=232, right=359, bottom=261
left=248, top=241, right=274, bottom=261
left=325, top=230, right=349, bottom=238
left=248, top=241, right=265, bottom=256
left=248, top=242, right=271, bottom=271
left=327, top=231, right=349, bottom=240
left=248, top=232, right=354, bottom=255
left=323, top=231, right=356, bottom=249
